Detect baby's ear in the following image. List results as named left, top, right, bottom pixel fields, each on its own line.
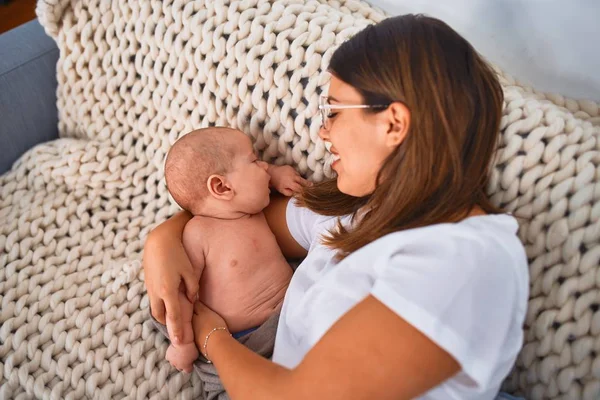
left=207, top=174, right=234, bottom=200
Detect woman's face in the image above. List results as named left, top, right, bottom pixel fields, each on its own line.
left=318, top=75, right=409, bottom=197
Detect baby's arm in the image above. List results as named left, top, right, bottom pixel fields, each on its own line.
left=164, top=219, right=206, bottom=372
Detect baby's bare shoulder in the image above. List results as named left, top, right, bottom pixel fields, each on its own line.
left=182, top=216, right=209, bottom=242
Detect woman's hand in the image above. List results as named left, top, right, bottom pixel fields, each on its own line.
left=192, top=301, right=229, bottom=358
left=143, top=211, right=199, bottom=344
left=268, top=165, right=312, bottom=196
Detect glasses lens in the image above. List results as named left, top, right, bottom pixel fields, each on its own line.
left=319, top=97, right=329, bottom=129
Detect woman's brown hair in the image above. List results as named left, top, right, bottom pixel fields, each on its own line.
left=297, top=14, right=504, bottom=260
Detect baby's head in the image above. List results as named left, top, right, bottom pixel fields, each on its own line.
left=165, top=127, right=271, bottom=217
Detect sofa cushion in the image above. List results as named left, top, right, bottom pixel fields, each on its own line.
left=0, top=19, right=59, bottom=175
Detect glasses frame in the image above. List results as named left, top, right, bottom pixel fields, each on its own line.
left=318, top=95, right=390, bottom=130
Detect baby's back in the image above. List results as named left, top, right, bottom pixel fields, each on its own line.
left=182, top=212, right=293, bottom=332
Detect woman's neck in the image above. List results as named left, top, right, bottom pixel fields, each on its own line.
left=467, top=205, right=487, bottom=217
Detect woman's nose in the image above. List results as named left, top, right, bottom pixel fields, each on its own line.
left=258, top=160, right=269, bottom=171
left=318, top=125, right=329, bottom=141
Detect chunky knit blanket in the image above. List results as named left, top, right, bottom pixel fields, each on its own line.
left=1, top=0, right=599, bottom=399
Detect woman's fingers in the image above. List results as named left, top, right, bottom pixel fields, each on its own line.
left=150, top=298, right=166, bottom=325
left=164, top=293, right=183, bottom=344
left=193, top=300, right=205, bottom=315
left=182, top=270, right=200, bottom=303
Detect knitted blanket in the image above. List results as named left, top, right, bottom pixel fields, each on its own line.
left=1, top=0, right=599, bottom=399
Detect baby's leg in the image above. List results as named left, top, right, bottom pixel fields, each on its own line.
left=165, top=292, right=199, bottom=373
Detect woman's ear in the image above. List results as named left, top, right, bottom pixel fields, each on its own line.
left=385, top=101, right=410, bottom=147
left=207, top=174, right=234, bottom=200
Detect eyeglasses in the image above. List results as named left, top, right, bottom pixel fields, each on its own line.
left=318, top=95, right=390, bottom=130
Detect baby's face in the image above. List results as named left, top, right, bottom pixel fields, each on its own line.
left=226, top=133, right=271, bottom=214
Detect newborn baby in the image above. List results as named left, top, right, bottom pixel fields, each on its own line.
left=162, top=126, right=308, bottom=372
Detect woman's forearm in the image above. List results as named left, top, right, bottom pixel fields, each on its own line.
left=143, top=209, right=198, bottom=329
left=208, top=332, right=295, bottom=400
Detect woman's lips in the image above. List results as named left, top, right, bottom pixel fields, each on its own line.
left=327, top=143, right=340, bottom=170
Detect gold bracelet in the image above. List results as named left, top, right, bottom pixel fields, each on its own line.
left=202, top=327, right=231, bottom=364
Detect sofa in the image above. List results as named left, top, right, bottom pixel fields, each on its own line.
left=1, top=1, right=599, bottom=399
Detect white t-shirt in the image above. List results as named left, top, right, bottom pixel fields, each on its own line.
left=272, top=200, right=529, bottom=399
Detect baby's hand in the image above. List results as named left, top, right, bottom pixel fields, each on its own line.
left=166, top=342, right=198, bottom=373
left=269, top=165, right=312, bottom=196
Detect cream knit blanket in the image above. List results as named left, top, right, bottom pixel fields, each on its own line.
left=1, top=1, right=599, bottom=399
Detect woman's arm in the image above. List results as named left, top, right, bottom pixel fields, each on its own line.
left=263, top=193, right=308, bottom=259
left=143, top=210, right=197, bottom=343
left=194, top=295, right=459, bottom=400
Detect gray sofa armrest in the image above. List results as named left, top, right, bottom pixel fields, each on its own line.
left=0, top=19, right=59, bottom=175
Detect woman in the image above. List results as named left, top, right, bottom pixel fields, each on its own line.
left=143, top=14, right=529, bottom=399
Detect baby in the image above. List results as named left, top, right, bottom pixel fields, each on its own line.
left=161, top=126, right=308, bottom=373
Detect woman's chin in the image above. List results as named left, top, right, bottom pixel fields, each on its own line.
left=336, top=175, right=373, bottom=197
left=334, top=167, right=363, bottom=196
left=336, top=175, right=352, bottom=195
